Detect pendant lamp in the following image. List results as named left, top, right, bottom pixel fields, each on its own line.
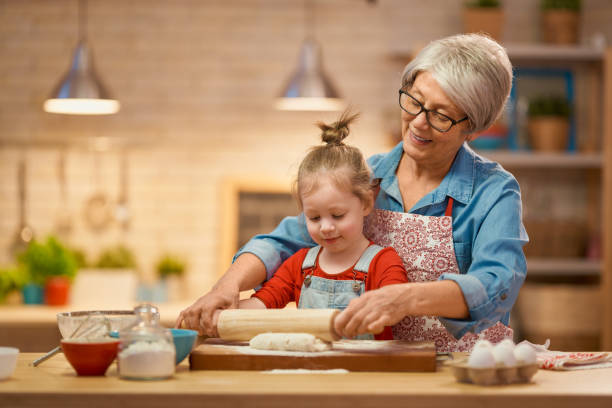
left=44, top=0, right=119, bottom=115
left=275, top=0, right=345, bottom=111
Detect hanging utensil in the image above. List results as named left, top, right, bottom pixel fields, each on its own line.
left=115, top=150, right=130, bottom=231
left=83, top=149, right=112, bottom=232
left=54, top=149, right=73, bottom=239
left=10, top=153, right=34, bottom=257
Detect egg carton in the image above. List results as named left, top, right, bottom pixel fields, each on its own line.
left=448, top=358, right=539, bottom=386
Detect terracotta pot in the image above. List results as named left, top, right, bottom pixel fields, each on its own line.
left=462, top=8, right=504, bottom=42
left=528, top=116, right=569, bottom=152
left=542, top=10, right=580, bottom=44
left=45, top=276, right=70, bottom=306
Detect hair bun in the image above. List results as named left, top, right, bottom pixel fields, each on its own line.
left=317, top=110, right=359, bottom=146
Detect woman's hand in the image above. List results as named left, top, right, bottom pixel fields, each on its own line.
left=334, top=281, right=470, bottom=338
left=334, top=284, right=411, bottom=338
left=175, top=284, right=239, bottom=337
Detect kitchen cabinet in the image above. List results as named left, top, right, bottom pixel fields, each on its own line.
left=391, top=44, right=612, bottom=350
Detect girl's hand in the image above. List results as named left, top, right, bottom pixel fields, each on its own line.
left=333, top=284, right=411, bottom=338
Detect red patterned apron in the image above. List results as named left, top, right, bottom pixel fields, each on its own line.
left=363, top=197, right=513, bottom=352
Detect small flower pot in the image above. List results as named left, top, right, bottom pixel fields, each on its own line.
left=45, top=276, right=71, bottom=306
left=528, top=116, right=569, bottom=152
left=22, top=283, right=44, bottom=305
left=542, top=10, right=580, bottom=44
left=462, top=8, right=504, bottom=42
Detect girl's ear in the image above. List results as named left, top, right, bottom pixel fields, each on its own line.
left=362, top=190, right=375, bottom=216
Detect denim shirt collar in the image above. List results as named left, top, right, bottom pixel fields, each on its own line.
left=372, top=142, right=475, bottom=211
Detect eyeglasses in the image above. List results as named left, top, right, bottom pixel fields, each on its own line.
left=398, top=89, right=469, bottom=133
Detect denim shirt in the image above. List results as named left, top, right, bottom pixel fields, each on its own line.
left=236, top=142, right=529, bottom=339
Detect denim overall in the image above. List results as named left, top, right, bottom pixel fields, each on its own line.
left=297, top=244, right=384, bottom=340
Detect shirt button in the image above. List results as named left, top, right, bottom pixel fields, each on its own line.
left=500, top=293, right=507, bottom=300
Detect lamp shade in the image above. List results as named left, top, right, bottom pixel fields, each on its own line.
left=275, top=38, right=345, bottom=111
left=44, top=41, right=120, bottom=115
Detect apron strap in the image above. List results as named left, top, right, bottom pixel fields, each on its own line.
left=354, top=244, right=384, bottom=273
left=444, top=197, right=454, bottom=217
left=301, top=246, right=322, bottom=270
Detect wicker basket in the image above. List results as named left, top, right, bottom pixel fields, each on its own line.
left=515, top=284, right=601, bottom=350
left=523, top=219, right=587, bottom=258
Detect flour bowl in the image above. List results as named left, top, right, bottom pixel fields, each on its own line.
left=110, top=328, right=197, bottom=365
left=0, top=347, right=19, bottom=380
left=61, top=339, right=120, bottom=376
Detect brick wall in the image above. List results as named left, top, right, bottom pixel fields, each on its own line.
left=1, top=0, right=612, bottom=300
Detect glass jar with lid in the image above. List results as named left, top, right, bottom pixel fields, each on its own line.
left=117, top=303, right=175, bottom=380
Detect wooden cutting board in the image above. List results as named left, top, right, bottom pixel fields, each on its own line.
left=189, top=339, right=436, bottom=372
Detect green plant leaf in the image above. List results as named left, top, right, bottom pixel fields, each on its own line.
left=156, top=254, right=186, bottom=278
left=17, top=236, right=78, bottom=284
left=95, top=245, right=137, bottom=269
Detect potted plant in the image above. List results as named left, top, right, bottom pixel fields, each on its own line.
left=71, top=245, right=139, bottom=307
left=527, top=95, right=571, bottom=152
left=153, top=254, right=187, bottom=302
left=0, top=265, right=27, bottom=305
left=18, top=236, right=78, bottom=305
left=94, top=245, right=137, bottom=269
left=462, top=0, right=504, bottom=43
left=541, top=0, right=581, bottom=44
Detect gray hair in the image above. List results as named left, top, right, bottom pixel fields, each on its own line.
left=401, top=34, right=513, bottom=134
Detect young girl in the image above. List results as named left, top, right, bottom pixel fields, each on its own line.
left=239, top=111, right=408, bottom=339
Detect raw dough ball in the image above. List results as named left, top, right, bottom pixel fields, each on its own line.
left=249, top=333, right=331, bottom=352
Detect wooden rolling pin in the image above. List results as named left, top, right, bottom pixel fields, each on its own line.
left=216, top=309, right=340, bottom=342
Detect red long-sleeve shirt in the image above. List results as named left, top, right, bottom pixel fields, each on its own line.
left=252, top=244, right=409, bottom=340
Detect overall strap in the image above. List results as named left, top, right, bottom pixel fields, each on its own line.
left=354, top=244, right=384, bottom=273
left=301, top=246, right=322, bottom=271
left=444, top=197, right=454, bottom=217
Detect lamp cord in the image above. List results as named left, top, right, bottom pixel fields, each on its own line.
left=304, top=0, right=314, bottom=40
left=78, top=0, right=87, bottom=42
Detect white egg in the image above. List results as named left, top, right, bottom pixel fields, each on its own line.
left=468, top=343, right=495, bottom=368
left=498, top=338, right=515, bottom=349
left=513, top=343, right=537, bottom=364
left=492, top=342, right=516, bottom=366
left=473, top=339, right=493, bottom=350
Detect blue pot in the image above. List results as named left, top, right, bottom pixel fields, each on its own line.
left=22, top=283, right=44, bottom=304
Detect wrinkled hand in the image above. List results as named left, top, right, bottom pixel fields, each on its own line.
left=334, top=284, right=410, bottom=338
left=175, top=285, right=239, bottom=337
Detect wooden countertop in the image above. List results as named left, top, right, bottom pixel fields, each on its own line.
left=0, top=303, right=188, bottom=327
left=1, top=353, right=611, bottom=408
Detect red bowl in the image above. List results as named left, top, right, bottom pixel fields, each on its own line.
left=61, top=339, right=120, bottom=376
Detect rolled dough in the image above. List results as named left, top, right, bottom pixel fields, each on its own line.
left=249, top=333, right=331, bottom=352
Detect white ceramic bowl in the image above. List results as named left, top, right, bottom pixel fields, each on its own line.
left=0, top=347, right=19, bottom=380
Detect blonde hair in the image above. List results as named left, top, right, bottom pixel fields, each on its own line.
left=295, top=110, right=374, bottom=210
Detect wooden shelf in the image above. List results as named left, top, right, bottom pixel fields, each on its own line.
left=475, top=150, right=602, bottom=169
left=527, top=258, right=601, bottom=277
left=505, top=43, right=605, bottom=62
left=390, top=43, right=605, bottom=63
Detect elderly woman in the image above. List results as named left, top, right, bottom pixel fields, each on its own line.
left=177, top=34, right=528, bottom=352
